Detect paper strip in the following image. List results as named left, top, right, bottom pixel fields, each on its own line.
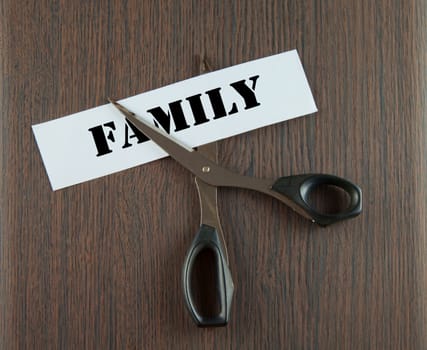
left=32, top=50, right=317, bottom=190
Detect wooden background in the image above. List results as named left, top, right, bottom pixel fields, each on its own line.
left=1, top=1, right=426, bottom=349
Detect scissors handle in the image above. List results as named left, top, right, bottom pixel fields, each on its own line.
left=182, top=224, right=234, bottom=327
left=271, top=174, right=362, bottom=226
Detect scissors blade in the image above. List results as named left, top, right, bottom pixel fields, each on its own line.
left=196, top=142, right=217, bottom=162
left=108, top=98, right=235, bottom=184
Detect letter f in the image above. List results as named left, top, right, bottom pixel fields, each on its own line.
left=88, top=121, right=116, bottom=156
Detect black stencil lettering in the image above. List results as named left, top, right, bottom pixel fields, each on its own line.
left=122, top=119, right=149, bottom=149
left=186, top=94, right=210, bottom=125
left=88, top=121, right=116, bottom=157
left=230, top=75, right=261, bottom=110
left=147, top=100, right=190, bottom=133
left=205, top=88, right=227, bottom=119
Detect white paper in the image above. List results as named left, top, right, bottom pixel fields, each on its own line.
left=32, top=50, right=317, bottom=190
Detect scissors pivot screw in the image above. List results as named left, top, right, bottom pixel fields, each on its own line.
left=202, top=166, right=211, bottom=173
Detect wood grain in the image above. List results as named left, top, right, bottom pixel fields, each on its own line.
left=1, top=1, right=426, bottom=349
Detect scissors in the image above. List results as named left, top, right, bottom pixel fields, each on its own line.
left=108, top=58, right=362, bottom=327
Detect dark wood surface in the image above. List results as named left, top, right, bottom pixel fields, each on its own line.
left=1, top=1, right=426, bottom=349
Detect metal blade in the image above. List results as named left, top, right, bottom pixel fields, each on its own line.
left=196, top=142, right=217, bottom=162
left=108, top=98, right=235, bottom=185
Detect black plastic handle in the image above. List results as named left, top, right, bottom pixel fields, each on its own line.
left=182, top=224, right=234, bottom=327
left=271, top=174, right=362, bottom=226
